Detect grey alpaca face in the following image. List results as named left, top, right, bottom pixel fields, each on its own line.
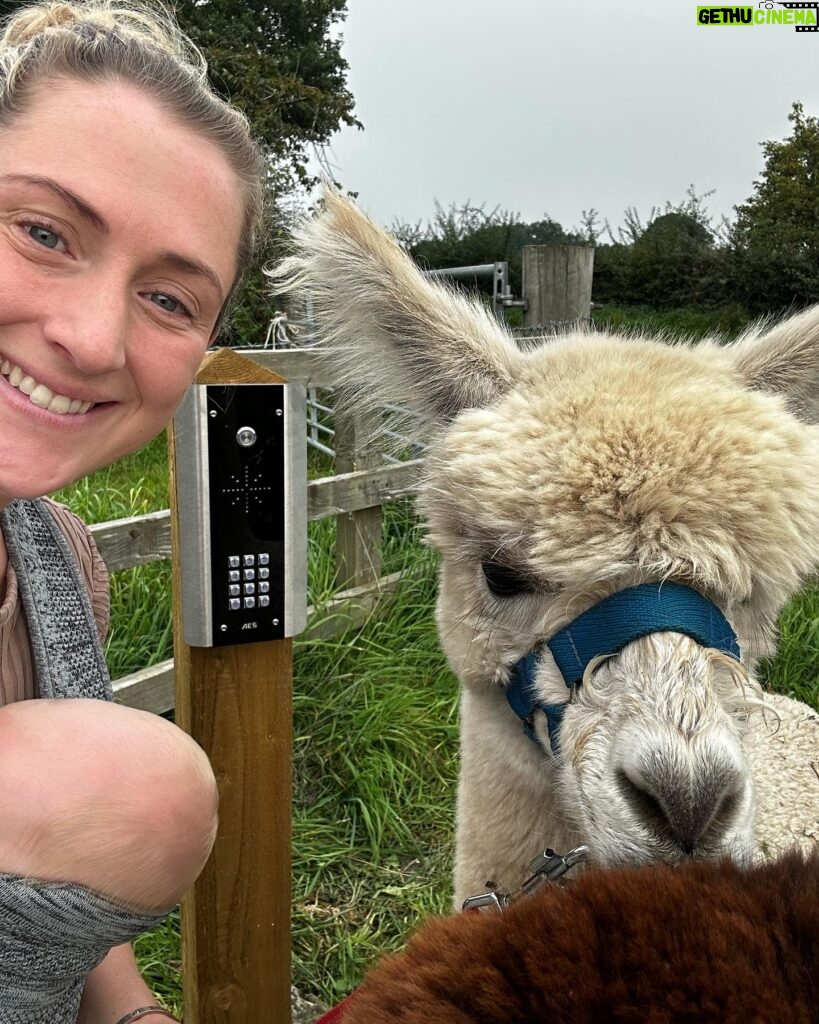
left=275, top=188, right=819, bottom=872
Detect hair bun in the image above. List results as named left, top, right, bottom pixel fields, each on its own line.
left=2, top=2, right=78, bottom=47
left=1, top=1, right=202, bottom=75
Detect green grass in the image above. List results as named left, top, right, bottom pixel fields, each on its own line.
left=50, top=352, right=819, bottom=1009
left=592, top=303, right=752, bottom=340
left=759, top=584, right=819, bottom=706
left=52, top=434, right=176, bottom=678
left=54, top=433, right=172, bottom=518
left=292, top=554, right=458, bottom=1001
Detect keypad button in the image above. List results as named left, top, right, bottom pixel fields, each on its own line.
left=243, top=554, right=255, bottom=566
left=244, top=596, right=256, bottom=609
left=258, top=595, right=270, bottom=608
left=258, top=553, right=270, bottom=566
left=228, top=556, right=240, bottom=568
left=229, top=585, right=240, bottom=597
left=258, top=581, right=269, bottom=594
left=229, top=598, right=241, bottom=611
left=229, top=570, right=240, bottom=583
left=243, top=569, right=255, bottom=581
left=244, top=583, right=256, bottom=595
left=258, top=567, right=269, bottom=580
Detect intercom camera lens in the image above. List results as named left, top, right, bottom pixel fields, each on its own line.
left=236, top=426, right=257, bottom=448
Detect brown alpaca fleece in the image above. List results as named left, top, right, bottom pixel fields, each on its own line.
left=344, top=852, right=819, bottom=1024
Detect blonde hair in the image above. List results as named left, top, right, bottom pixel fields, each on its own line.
left=0, top=0, right=265, bottom=299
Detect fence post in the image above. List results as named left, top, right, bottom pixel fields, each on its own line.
left=169, top=348, right=293, bottom=1024
left=334, top=410, right=382, bottom=589
left=521, top=244, right=595, bottom=329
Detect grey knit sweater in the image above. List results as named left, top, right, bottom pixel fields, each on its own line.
left=0, top=500, right=169, bottom=1022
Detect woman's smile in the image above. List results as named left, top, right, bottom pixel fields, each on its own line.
left=0, top=353, right=100, bottom=414
left=0, top=367, right=111, bottom=427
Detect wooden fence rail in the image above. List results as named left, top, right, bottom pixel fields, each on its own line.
left=91, top=458, right=422, bottom=572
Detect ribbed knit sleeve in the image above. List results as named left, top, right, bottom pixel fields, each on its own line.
left=0, top=499, right=110, bottom=706
left=42, top=498, right=111, bottom=643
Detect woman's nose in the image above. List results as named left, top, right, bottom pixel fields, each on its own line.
left=42, top=277, right=129, bottom=374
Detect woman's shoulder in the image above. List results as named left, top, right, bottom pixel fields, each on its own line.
left=40, top=497, right=110, bottom=641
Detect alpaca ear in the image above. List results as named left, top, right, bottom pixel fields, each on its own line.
left=270, top=187, right=521, bottom=424
left=729, top=306, right=819, bottom=423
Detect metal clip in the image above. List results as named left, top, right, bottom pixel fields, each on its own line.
left=518, top=845, right=589, bottom=900
left=460, top=845, right=589, bottom=913
left=461, top=889, right=511, bottom=913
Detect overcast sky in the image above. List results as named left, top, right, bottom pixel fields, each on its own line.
left=311, top=0, right=819, bottom=236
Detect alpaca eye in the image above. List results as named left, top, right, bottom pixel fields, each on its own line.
left=481, top=560, right=533, bottom=597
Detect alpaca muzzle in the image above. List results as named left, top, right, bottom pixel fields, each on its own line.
left=504, top=582, right=741, bottom=756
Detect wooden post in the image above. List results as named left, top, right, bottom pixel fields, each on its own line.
left=521, top=244, right=595, bottom=329
left=334, top=410, right=382, bottom=590
left=169, top=348, right=292, bottom=1024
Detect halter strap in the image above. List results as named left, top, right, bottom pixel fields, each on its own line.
left=505, top=582, right=740, bottom=756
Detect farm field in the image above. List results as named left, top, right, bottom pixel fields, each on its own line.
left=53, top=309, right=819, bottom=1013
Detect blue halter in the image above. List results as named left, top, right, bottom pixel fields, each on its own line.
left=505, top=582, right=741, bottom=756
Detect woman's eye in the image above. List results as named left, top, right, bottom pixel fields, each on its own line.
left=150, top=291, right=192, bottom=318
left=26, top=223, right=64, bottom=251
left=481, top=560, right=535, bottom=598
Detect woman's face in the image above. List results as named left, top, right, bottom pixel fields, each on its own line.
left=0, top=77, right=244, bottom=502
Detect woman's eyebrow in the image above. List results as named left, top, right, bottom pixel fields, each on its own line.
left=2, top=173, right=108, bottom=232
left=158, top=251, right=225, bottom=303
left=3, top=172, right=226, bottom=301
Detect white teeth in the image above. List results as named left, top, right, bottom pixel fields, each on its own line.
left=47, top=394, right=72, bottom=414
left=0, top=359, right=94, bottom=415
left=29, top=384, right=53, bottom=409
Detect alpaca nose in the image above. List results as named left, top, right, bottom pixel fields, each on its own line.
left=615, top=756, right=746, bottom=855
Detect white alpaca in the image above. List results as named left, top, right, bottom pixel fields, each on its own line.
left=274, top=189, right=819, bottom=906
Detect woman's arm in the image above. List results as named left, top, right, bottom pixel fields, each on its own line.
left=77, top=942, right=176, bottom=1024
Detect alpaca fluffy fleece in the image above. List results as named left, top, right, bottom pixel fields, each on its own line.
left=345, top=852, right=819, bottom=1024
left=272, top=188, right=819, bottom=897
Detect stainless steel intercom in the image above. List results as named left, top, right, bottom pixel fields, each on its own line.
left=174, top=382, right=307, bottom=647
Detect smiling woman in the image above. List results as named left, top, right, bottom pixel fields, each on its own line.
left=0, top=3, right=266, bottom=1022
left=0, top=81, right=243, bottom=501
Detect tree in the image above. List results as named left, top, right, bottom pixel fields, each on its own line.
left=593, top=187, right=732, bottom=309
left=0, top=0, right=359, bottom=197
left=174, top=0, right=359, bottom=196
left=626, top=212, right=719, bottom=308
left=732, top=102, right=819, bottom=313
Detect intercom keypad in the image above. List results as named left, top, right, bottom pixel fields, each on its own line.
left=227, top=552, right=272, bottom=611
